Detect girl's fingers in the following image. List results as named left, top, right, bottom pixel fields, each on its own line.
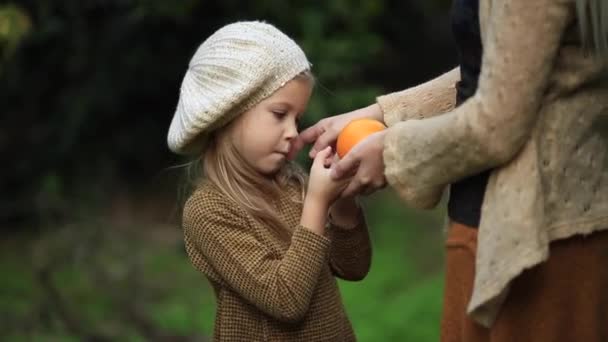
left=313, top=146, right=332, bottom=167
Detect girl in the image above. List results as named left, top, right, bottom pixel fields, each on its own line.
left=167, top=21, right=371, bottom=342
left=295, top=0, right=608, bottom=341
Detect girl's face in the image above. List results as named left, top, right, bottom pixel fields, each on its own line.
left=227, top=77, right=313, bottom=176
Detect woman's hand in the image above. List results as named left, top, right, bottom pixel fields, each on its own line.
left=288, top=103, right=383, bottom=160
left=331, top=130, right=387, bottom=198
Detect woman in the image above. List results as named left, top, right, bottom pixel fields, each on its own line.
left=292, top=0, right=608, bottom=340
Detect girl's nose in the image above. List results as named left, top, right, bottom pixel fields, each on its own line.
left=284, top=121, right=298, bottom=140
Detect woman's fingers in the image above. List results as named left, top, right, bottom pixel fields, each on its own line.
left=288, top=124, right=322, bottom=160
left=332, top=134, right=387, bottom=197
left=309, top=128, right=339, bottom=159
left=341, top=178, right=364, bottom=198
left=330, top=152, right=359, bottom=180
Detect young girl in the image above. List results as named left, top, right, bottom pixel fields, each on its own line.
left=166, top=21, right=371, bottom=341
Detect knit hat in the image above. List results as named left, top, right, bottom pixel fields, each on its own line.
left=167, top=21, right=312, bottom=155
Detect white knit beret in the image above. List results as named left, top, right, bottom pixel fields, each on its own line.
left=167, top=21, right=312, bottom=155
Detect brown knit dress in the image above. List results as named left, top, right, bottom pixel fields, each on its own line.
left=182, top=181, right=371, bottom=341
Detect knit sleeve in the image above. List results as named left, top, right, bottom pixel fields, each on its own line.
left=182, top=192, right=331, bottom=323
left=382, top=0, right=570, bottom=209
left=326, top=209, right=372, bottom=281
left=376, top=67, right=460, bottom=127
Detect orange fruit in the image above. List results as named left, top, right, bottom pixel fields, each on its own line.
left=336, top=119, right=386, bottom=158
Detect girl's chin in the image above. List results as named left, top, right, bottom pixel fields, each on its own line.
left=256, top=160, right=286, bottom=177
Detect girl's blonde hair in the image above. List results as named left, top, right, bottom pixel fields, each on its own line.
left=576, top=0, right=608, bottom=56
left=184, top=72, right=313, bottom=241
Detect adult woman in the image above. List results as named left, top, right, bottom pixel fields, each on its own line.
left=292, top=0, right=608, bottom=340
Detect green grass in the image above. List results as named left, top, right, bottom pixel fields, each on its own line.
left=143, top=248, right=216, bottom=335
left=338, top=191, right=446, bottom=341
left=1, top=191, right=447, bottom=341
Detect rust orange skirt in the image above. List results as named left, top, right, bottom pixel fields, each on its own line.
left=440, top=222, right=608, bottom=342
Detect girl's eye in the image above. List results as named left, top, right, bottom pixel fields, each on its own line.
left=273, top=111, right=288, bottom=121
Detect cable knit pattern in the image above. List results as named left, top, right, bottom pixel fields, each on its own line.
left=182, top=181, right=371, bottom=341
left=167, top=21, right=311, bottom=155
left=380, top=0, right=608, bottom=327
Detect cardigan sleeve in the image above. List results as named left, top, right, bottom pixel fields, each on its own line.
left=182, top=193, right=331, bottom=323
left=376, top=67, right=460, bottom=127
left=383, top=0, right=570, bottom=209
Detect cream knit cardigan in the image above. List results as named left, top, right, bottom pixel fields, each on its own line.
left=377, top=0, right=608, bottom=327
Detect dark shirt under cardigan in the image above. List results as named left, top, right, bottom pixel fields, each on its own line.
left=447, top=0, right=492, bottom=228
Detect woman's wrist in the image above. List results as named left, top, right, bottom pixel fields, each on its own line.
left=359, top=103, right=384, bottom=123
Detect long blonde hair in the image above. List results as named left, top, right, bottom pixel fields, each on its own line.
left=576, top=0, right=608, bottom=56
left=184, top=72, right=312, bottom=241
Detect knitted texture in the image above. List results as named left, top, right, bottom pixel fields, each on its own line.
left=377, top=66, right=460, bottom=127
left=379, top=0, right=608, bottom=327
left=182, top=181, right=371, bottom=341
left=168, top=21, right=311, bottom=154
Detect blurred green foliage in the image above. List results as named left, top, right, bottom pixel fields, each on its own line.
left=0, top=4, right=31, bottom=68
left=1, top=0, right=456, bottom=224
left=0, top=191, right=446, bottom=341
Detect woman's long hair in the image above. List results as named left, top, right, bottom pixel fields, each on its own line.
left=576, top=0, right=608, bottom=56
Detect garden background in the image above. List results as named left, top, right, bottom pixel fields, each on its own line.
left=1, top=1, right=459, bottom=340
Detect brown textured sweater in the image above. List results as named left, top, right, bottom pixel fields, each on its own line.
left=182, top=180, right=371, bottom=341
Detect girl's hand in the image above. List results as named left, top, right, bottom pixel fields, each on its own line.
left=307, top=146, right=350, bottom=205
left=288, top=103, right=383, bottom=160
left=331, top=130, right=387, bottom=198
